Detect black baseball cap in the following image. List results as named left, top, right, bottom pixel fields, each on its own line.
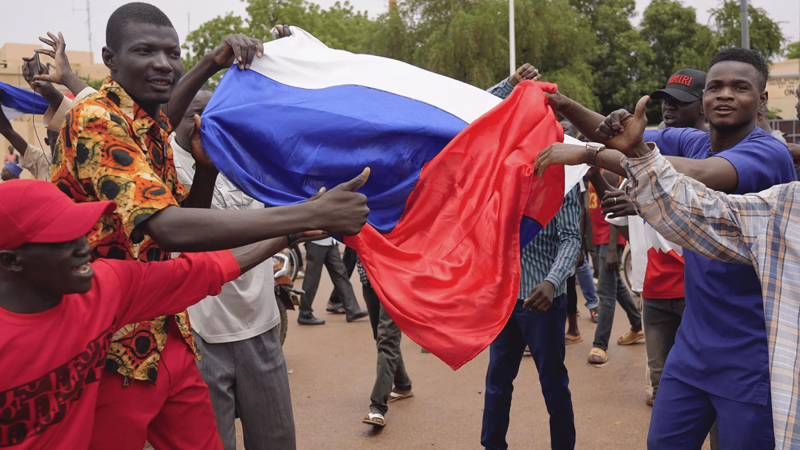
left=650, top=69, right=707, bottom=103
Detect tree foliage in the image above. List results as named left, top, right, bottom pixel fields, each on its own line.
left=182, top=0, right=786, bottom=120
left=709, top=0, right=785, bottom=61
left=785, top=41, right=800, bottom=60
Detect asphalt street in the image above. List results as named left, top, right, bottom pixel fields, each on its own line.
left=235, top=266, right=712, bottom=450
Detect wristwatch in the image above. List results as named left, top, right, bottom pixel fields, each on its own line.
left=585, top=142, right=606, bottom=166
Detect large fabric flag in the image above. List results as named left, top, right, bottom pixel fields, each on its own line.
left=200, top=27, right=586, bottom=369
left=0, top=81, right=48, bottom=120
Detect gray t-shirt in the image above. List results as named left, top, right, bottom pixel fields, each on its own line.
left=171, top=134, right=280, bottom=343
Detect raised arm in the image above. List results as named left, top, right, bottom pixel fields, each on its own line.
left=536, top=97, right=740, bottom=192
left=166, top=34, right=263, bottom=126
left=32, top=32, right=91, bottom=97
left=0, top=105, right=28, bottom=155
left=487, top=63, right=541, bottom=100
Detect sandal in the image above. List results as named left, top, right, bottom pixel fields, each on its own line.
left=617, top=329, right=645, bottom=345
left=388, top=388, right=413, bottom=403
left=362, top=412, right=386, bottom=427
left=565, top=333, right=582, bottom=345
left=587, top=347, right=609, bottom=364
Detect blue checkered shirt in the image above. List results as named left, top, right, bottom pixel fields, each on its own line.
left=517, top=185, right=581, bottom=299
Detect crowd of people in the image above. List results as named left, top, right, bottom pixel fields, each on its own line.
left=1, top=1, right=800, bottom=449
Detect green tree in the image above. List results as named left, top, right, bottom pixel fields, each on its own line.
left=785, top=41, right=800, bottom=59
left=181, top=13, right=247, bottom=89
left=571, top=0, right=659, bottom=115
left=640, top=0, right=715, bottom=78
left=709, top=0, right=785, bottom=61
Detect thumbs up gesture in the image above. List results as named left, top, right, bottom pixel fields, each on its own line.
left=595, top=95, right=652, bottom=158
left=308, top=168, right=371, bottom=236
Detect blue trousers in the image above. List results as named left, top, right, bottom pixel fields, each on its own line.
left=648, top=371, right=774, bottom=450
left=481, top=295, right=575, bottom=450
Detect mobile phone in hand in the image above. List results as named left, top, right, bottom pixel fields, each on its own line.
left=25, top=53, right=42, bottom=78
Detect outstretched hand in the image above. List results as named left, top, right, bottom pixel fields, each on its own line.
left=211, top=34, right=264, bottom=71
left=31, top=32, right=73, bottom=86
left=595, top=95, right=650, bottom=157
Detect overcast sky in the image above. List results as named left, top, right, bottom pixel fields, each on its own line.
left=2, top=0, right=798, bottom=65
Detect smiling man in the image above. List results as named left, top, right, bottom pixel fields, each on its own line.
left=0, top=179, right=305, bottom=450
left=535, top=47, right=796, bottom=449
left=48, top=3, right=370, bottom=450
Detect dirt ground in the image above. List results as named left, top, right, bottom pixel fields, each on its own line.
left=229, top=267, right=712, bottom=450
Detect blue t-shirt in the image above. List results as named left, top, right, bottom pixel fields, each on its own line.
left=643, top=126, right=796, bottom=405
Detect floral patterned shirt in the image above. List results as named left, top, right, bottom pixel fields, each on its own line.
left=51, top=78, right=197, bottom=383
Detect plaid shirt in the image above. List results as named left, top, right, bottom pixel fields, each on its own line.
left=625, top=146, right=800, bottom=449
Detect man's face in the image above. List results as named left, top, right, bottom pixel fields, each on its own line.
left=661, top=97, right=703, bottom=128
left=174, top=90, right=212, bottom=148
left=703, top=61, right=764, bottom=132
left=104, top=22, right=183, bottom=112
left=12, top=236, right=95, bottom=295
left=1, top=168, right=17, bottom=181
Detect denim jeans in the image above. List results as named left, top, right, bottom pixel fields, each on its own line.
left=575, top=249, right=599, bottom=310
left=482, top=295, right=575, bottom=450
left=592, top=244, right=641, bottom=351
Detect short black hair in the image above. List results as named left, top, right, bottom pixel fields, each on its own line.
left=106, top=2, right=174, bottom=51
left=709, top=47, right=769, bottom=91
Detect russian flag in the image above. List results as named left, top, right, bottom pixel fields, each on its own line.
left=0, top=81, right=48, bottom=120
left=200, top=28, right=586, bottom=369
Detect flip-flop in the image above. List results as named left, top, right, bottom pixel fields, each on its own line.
left=388, top=389, right=413, bottom=403
left=565, top=333, right=583, bottom=345
left=587, top=347, right=609, bottom=364
left=362, top=412, right=386, bottom=427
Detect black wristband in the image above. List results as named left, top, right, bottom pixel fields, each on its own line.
left=287, top=234, right=299, bottom=247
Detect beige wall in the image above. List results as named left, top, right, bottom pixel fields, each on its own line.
left=767, top=59, right=800, bottom=120
left=1, top=43, right=108, bottom=179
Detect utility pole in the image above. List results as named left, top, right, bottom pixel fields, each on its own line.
left=509, top=0, right=515, bottom=76
left=74, top=0, right=93, bottom=57
left=740, top=0, right=749, bottom=49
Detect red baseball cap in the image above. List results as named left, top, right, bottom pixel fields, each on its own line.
left=0, top=179, right=116, bottom=250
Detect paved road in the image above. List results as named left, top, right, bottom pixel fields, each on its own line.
left=235, top=267, right=711, bottom=450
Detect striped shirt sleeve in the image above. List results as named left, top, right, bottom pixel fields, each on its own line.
left=544, top=185, right=582, bottom=290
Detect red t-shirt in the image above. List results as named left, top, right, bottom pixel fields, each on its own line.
left=588, top=183, right=626, bottom=247
left=0, top=251, right=239, bottom=449
left=642, top=224, right=685, bottom=299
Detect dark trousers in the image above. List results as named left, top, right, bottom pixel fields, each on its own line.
left=592, top=244, right=641, bottom=351
left=328, top=246, right=358, bottom=305
left=642, top=297, right=685, bottom=398
left=481, top=295, right=575, bottom=450
left=300, top=243, right=359, bottom=315
left=648, top=372, right=774, bottom=450
left=566, top=274, right=578, bottom=315
left=363, top=283, right=412, bottom=415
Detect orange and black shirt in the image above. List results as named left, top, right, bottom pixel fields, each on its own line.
left=51, top=77, right=197, bottom=383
